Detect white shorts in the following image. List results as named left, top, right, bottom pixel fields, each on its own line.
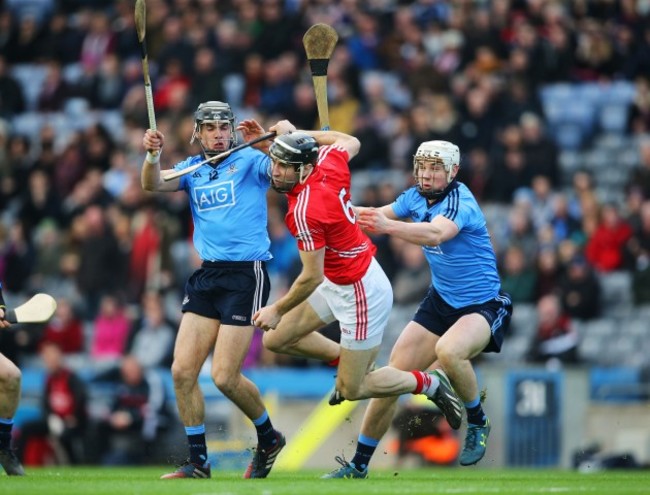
left=308, top=257, right=393, bottom=350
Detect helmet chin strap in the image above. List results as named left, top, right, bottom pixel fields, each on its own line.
left=298, top=164, right=314, bottom=185
left=418, top=178, right=456, bottom=202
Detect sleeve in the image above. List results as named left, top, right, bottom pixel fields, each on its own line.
left=174, top=156, right=197, bottom=191
left=391, top=189, right=413, bottom=219
left=318, top=145, right=350, bottom=180
left=0, top=281, right=5, bottom=309
left=294, top=205, right=326, bottom=252
left=253, top=151, right=271, bottom=186
left=441, top=192, right=477, bottom=231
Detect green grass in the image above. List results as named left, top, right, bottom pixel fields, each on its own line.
left=1, top=467, right=649, bottom=495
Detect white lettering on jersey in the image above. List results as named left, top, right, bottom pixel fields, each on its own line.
left=194, top=181, right=236, bottom=211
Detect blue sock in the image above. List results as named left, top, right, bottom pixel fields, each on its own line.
left=252, top=411, right=277, bottom=448
left=185, top=424, right=207, bottom=466
left=0, top=418, right=13, bottom=450
left=351, top=434, right=378, bottom=471
left=465, top=397, right=487, bottom=426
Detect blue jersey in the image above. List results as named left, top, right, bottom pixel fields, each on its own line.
left=174, top=148, right=272, bottom=262
left=391, top=182, right=501, bottom=308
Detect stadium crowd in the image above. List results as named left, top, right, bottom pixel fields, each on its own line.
left=1, top=0, right=650, bottom=465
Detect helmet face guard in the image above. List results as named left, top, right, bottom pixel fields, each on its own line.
left=413, top=140, right=460, bottom=201
left=269, top=132, right=318, bottom=193
left=191, top=101, right=236, bottom=155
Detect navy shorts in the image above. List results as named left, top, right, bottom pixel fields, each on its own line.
left=412, top=287, right=512, bottom=353
left=182, top=260, right=270, bottom=326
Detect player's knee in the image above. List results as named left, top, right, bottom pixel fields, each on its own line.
left=170, top=361, right=195, bottom=388
left=262, top=331, right=288, bottom=353
left=211, top=371, right=237, bottom=396
left=0, top=362, right=21, bottom=390
left=337, top=379, right=363, bottom=401
left=435, top=341, right=462, bottom=367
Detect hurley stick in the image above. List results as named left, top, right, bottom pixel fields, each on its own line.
left=303, top=24, right=338, bottom=130
left=3, top=293, right=57, bottom=324
left=135, top=0, right=158, bottom=155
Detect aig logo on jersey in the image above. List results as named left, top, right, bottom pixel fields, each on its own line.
left=194, top=181, right=235, bottom=211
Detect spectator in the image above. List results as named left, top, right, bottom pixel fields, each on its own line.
left=16, top=342, right=87, bottom=465
left=188, top=46, right=225, bottom=111
left=585, top=203, right=633, bottom=272
left=557, top=255, right=601, bottom=320
left=535, top=247, right=561, bottom=299
left=4, top=14, right=46, bottom=64
left=90, top=355, right=169, bottom=465
left=74, top=205, right=126, bottom=318
left=528, top=293, right=580, bottom=366
left=0, top=55, right=25, bottom=116
left=80, top=10, right=115, bottom=73
left=391, top=240, right=431, bottom=305
left=520, top=113, right=559, bottom=187
left=500, top=245, right=537, bottom=304
left=37, top=60, right=71, bottom=112
left=89, top=294, right=131, bottom=362
left=127, top=292, right=175, bottom=369
left=40, top=298, right=84, bottom=354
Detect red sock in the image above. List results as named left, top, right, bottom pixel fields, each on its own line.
left=411, top=370, right=432, bottom=394
left=327, top=356, right=340, bottom=367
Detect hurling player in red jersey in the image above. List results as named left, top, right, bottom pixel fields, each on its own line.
left=238, top=119, right=462, bottom=440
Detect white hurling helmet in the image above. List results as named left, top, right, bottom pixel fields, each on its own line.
left=413, top=140, right=460, bottom=200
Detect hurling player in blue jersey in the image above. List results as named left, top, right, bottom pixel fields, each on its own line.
left=324, top=140, right=512, bottom=478
left=141, top=101, right=284, bottom=480
left=0, top=282, right=26, bottom=475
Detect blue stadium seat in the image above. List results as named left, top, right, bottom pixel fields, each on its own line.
left=10, top=64, right=48, bottom=111
left=11, top=111, right=45, bottom=135
left=589, top=367, right=644, bottom=402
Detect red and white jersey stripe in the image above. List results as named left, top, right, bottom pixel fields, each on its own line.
left=285, top=145, right=376, bottom=285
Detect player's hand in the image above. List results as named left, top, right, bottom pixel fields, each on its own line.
left=270, top=120, right=296, bottom=135
left=253, top=305, right=282, bottom=331
left=357, top=207, right=388, bottom=233
left=143, top=129, right=164, bottom=153
left=0, top=308, right=10, bottom=329
left=237, top=119, right=265, bottom=142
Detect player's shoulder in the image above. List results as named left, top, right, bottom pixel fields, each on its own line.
left=443, top=181, right=477, bottom=203
left=175, top=154, right=203, bottom=169
left=237, top=146, right=268, bottom=159
left=395, top=185, right=420, bottom=203
left=317, top=144, right=349, bottom=166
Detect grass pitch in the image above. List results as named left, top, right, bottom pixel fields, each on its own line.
left=1, top=466, right=649, bottom=495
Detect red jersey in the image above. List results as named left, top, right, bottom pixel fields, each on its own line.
left=285, top=145, right=376, bottom=285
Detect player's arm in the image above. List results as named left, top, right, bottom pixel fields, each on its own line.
left=358, top=208, right=459, bottom=247
left=253, top=248, right=325, bottom=330
left=238, top=119, right=297, bottom=155
left=141, top=129, right=180, bottom=192
left=275, top=248, right=325, bottom=314
left=303, top=129, right=360, bottom=159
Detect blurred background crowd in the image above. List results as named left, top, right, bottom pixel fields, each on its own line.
left=1, top=0, right=650, bottom=466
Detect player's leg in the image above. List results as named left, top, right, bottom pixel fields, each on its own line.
left=262, top=295, right=339, bottom=363
left=212, top=323, right=285, bottom=479
left=0, top=353, right=25, bottom=475
left=161, top=312, right=217, bottom=479
left=209, top=261, right=284, bottom=479
left=324, top=321, right=440, bottom=478
left=436, top=313, right=492, bottom=466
